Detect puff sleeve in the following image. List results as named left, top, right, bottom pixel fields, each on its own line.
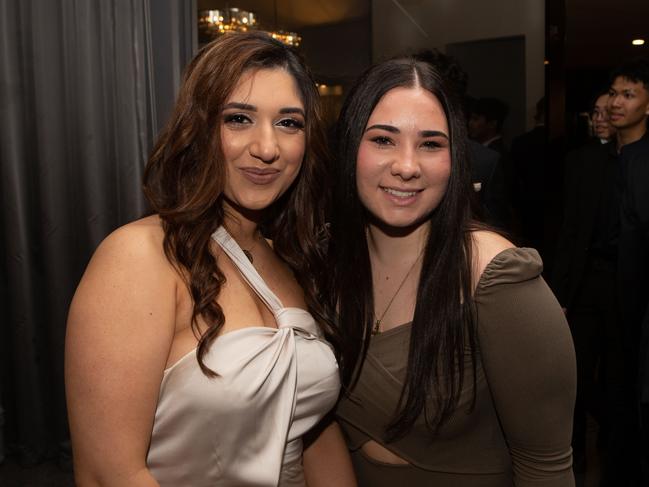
left=474, top=248, right=576, bottom=486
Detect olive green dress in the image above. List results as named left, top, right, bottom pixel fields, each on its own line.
left=337, top=248, right=576, bottom=486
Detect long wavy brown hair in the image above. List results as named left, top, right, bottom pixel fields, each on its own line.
left=143, top=32, right=335, bottom=376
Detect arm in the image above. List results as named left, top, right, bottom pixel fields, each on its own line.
left=65, top=221, right=177, bottom=487
left=303, top=418, right=357, bottom=487
left=476, top=262, right=576, bottom=486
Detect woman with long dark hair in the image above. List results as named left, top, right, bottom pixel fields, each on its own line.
left=65, top=32, right=355, bottom=486
left=330, top=56, right=576, bottom=486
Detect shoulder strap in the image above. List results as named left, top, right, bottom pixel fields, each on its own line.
left=211, top=226, right=284, bottom=314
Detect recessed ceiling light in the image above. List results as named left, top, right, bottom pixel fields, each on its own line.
left=632, top=39, right=645, bottom=46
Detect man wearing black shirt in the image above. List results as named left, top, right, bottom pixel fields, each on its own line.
left=551, top=90, right=618, bottom=477
left=607, top=57, right=649, bottom=486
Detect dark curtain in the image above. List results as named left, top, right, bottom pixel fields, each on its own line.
left=0, top=0, right=195, bottom=467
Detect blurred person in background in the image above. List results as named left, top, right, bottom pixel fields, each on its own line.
left=607, top=56, right=649, bottom=487
left=468, top=97, right=510, bottom=155
left=551, top=88, right=618, bottom=477
left=591, top=91, right=617, bottom=143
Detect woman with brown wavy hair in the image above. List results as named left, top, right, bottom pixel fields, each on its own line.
left=65, top=32, right=355, bottom=487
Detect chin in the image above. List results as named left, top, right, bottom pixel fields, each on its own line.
left=242, top=198, right=278, bottom=211
left=225, top=193, right=281, bottom=214
left=371, top=212, right=430, bottom=233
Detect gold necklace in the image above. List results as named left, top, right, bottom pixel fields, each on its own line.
left=238, top=231, right=262, bottom=263
left=372, top=253, right=423, bottom=335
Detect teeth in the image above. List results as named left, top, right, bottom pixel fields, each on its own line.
left=383, top=187, right=417, bottom=197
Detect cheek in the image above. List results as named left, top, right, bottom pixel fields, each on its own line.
left=430, top=156, right=452, bottom=191
left=282, top=137, right=306, bottom=187
left=356, top=145, right=367, bottom=178
left=356, top=143, right=379, bottom=180
left=286, top=137, right=306, bottom=167
left=220, top=128, right=242, bottom=165
left=355, top=144, right=379, bottom=200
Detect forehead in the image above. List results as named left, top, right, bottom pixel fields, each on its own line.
left=594, top=94, right=609, bottom=107
left=227, top=68, right=303, bottom=106
left=368, top=86, right=448, bottom=129
left=611, top=76, right=648, bottom=93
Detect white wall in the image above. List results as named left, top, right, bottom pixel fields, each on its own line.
left=372, top=0, right=545, bottom=129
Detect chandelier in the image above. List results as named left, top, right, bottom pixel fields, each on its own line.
left=199, top=8, right=302, bottom=47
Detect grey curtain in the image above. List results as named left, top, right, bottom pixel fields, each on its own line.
left=0, top=0, right=195, bottom=466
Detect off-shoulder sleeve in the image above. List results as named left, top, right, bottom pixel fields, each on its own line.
left=474, top=248, right=576, bottom=486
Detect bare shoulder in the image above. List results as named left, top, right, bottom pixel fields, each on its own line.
left=83, top=215, right=178, bottom=281
left=470, top=230, right=516, bottom=289
left=94, top=215, right=166, bottom=264
left=66, top=216, right=180, bottom=476
left=70, top=214, right=179, bottom=330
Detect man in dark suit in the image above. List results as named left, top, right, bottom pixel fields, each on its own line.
left=608, top=57, right=649, bottom=486
left=467, top=140, right=510, bottom=230
left=551, top=89, right=618, bottom=477
left=510, top=98, right=546, bottom=251
left=468, top=97, right=509, bottom=155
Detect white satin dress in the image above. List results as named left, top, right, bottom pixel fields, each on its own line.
left=146, top=226, right=341, bottom=486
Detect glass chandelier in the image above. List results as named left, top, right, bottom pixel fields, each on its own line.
left=199, top=8, right=302, bottom=47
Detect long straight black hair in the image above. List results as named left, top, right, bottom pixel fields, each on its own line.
left=329, top=56, right=478, bottom=440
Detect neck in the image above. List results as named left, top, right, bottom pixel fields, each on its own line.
left=367, top=221, right=429, bottom=267
left=617, top=123, right=647, bottom=150
left=223, top=200, right=263, bottom=247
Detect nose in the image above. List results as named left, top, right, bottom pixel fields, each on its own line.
left=249, top=124, right=279, bottom=164
left=609, top=94, right=622, bottom=109
left=390, top=146, right=420, bottom=180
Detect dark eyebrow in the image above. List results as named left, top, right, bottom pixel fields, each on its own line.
left=420, top=130, right=449, bottom=139
left=222, top=103, right=305, bottom=116
left=365, top=124, right=399, bottom=133
left=223, top=102, right=256, bottom=111
left=279, top=107, right=305, bottom=116
left=365, top=124, right=449, bottom=139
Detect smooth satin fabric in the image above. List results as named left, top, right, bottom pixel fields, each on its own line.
left=146, top=227, right=340, bottom=486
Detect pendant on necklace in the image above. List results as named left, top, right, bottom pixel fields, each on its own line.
left=372, top=319, right=381, bottom=335
left=243, top=249, right=253, bottom=263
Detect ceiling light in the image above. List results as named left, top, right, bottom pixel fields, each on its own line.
left=199, top=9, right=301, bottom=47
left=632, top=39, right=645, bottom=46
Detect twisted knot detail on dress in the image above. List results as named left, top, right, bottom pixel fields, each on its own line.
left=146, top=226, right=340, bottom=487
